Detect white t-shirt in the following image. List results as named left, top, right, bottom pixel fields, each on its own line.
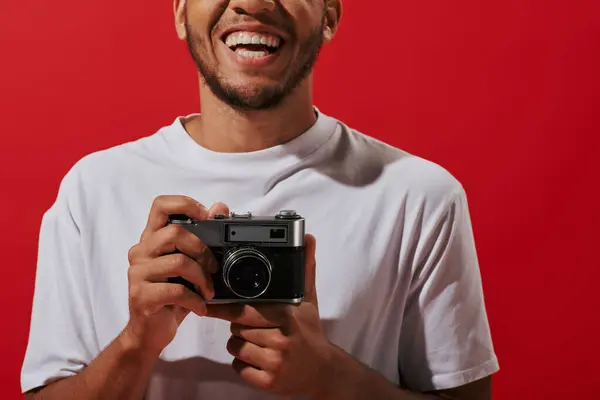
left=21, top=109, right=499, bottom=398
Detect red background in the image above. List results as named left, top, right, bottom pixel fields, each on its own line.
left=1, top=1, right=599, bottom=399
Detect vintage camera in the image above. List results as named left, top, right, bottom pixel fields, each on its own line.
left=167, top=210, right=305, bottom=304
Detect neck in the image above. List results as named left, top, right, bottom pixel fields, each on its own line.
left=184, top=77, right=317, bottom=153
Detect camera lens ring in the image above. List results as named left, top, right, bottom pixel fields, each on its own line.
left=222, top=247, right=272, bottom=299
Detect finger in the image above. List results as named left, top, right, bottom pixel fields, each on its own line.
left=227, top=336, right=283, bottom=372
left=141, top=195, right=209, bottom=242
left=208, top=202, right=230, bottom=218
left=303, top=234, right=318, bottom=306
left=133, top=282, right=207, bottom=317
left=232, top=358, right=275, bottom=391
left=130, top=253, right=215, bottom=300
left=131, top=224, right=218, bottom=273
left=174, top=306, right=192, bottom=325
left=230, top=324, right=289, bottom=350
left=205, top=304, right=286, bottom=328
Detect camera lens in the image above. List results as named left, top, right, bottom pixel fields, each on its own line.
left=223, top=248, right=272, bottom=299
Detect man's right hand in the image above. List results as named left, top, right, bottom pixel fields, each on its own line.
left=123, top=195, right=230, bottom=353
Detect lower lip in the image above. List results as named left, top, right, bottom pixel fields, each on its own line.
left=219, top=41, right=282, bottom=68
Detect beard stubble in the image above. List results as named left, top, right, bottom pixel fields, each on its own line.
left=184, top=11, right=325, bottom=111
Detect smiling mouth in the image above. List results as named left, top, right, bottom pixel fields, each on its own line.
left=222, top=31, right=284, bottom=59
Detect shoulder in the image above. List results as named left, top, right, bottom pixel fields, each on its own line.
left=59, top=138, right=148, bottom=191
left=332, top=118, right=466, bottom=209
left=47, top=123, right=172, bottom=217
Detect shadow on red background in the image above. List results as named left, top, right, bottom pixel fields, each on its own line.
left=1, top=1, right=599, bottom=399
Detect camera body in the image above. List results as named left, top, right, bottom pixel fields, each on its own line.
left=168, top=210, right=305, bottom=304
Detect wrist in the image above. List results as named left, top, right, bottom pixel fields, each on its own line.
left=118, top=323, right=162, bottom=363
left=313, top=342, right=362, bottom=400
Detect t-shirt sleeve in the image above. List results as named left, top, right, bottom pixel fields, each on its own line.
left=21, top=169, right=100, bottom=393
left=397, top=186, right=499, bottom=392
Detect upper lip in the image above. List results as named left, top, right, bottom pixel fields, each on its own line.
left=220, top=24, right=288, bottom=43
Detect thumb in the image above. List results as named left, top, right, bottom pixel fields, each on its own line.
left=174, top=307, right=191, bottom=325
left=303, top=234, right=318, bottom=307
left=208, top=202, right=230, bottom=218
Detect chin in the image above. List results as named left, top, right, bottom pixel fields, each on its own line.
left=228, top=69, right=287, bottom=84
left=229, top=89, right=287, bottom=111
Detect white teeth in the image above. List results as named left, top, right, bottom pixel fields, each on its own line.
left=224, top=31, right=282, bottom=50
left=237, top=49, right=269, bottom=59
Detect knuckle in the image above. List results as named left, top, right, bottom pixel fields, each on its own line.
left=129, top=283, right=143, bottom=301
left=267, top=351, right=284, bottom=373
left=170, top=284, right=188, bottom=299
left=127, top=245, right=138, bottom=264
left=261, top=374, right=276, bottom=390
left=163, top=225, right=185, bottom=248
left=271, top=334, right=290, bottom=350
left=165, top=223, right=182, bottom=239
left=155, top=282, right=171, bottom=298
left=169, top=253, right=188, bottom=271
left=127, top=265, right=136, bottom=282
left=142, top=308, right=155, bottom=318
left=152, top=195, right=166, bottom=208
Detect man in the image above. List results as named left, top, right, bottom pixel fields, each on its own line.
left=21, top=0, right=499, bottom=399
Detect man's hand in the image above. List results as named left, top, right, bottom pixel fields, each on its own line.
left=206, top=234, right=335, bottom=399
left=124, top=195, right=230, bottom=353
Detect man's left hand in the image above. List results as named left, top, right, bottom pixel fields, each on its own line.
left=206, top=234, right=335, bottom=398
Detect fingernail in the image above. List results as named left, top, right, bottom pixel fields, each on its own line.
left=197, top=202, right=207, bottom=210
left=206, top=286, right=215, bottom=301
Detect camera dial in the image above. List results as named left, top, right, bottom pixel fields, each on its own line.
left=276, top=209, right=301, bottom=219
left=231, top=211, right=252, bottom=219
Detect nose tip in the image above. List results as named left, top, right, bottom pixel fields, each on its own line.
left=231, top=0, right=276, bottom=15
